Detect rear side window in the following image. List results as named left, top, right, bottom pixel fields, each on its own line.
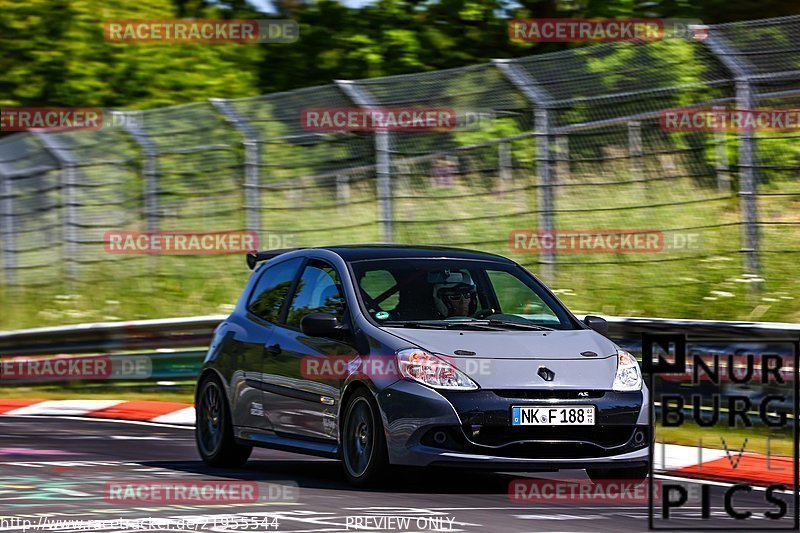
left=247, top=258, right=303, bottom=323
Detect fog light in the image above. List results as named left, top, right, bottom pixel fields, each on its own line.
left=634, top=429, right=645, bottom=444
left=433, top=431, right=448, bottom=445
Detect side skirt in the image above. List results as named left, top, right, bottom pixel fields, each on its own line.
left=235, top=427, right=339, bottom=459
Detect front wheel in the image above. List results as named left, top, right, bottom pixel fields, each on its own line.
left=341, top=388, right=389, bottom=486
left=587, top=464, right=649, bottom=485
left=196, top=375, right=252, bottom=467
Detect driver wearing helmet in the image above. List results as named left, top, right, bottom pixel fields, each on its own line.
left=433, top=271, right=478, bottom=318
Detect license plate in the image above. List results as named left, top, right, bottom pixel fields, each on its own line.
left=511, top=405, right=595, bottom=426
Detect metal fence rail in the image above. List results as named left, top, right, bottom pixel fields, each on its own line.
left=0, top=17, right=798, bottom=318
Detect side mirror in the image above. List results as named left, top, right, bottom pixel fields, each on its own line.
left=583, top=315, right=609, bottom=337
left=301, top=312, right=340, bottom=338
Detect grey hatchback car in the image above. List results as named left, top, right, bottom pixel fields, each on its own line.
left=195, top=245, right=650, bottom=485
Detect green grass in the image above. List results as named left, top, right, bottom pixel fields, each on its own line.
left=657, top=420, right=794, bottom=457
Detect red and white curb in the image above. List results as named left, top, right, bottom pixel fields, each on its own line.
left=0, top=399, right=792, bottom=487
left=655, top=442, right=794, bottom=487
left=0, top=399, right=195, bottom=425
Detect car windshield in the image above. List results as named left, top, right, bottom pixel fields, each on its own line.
left=350, top=258, right=578, bottom=330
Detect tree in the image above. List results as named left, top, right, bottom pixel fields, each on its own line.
left=0, top=0, right=261, bottom=110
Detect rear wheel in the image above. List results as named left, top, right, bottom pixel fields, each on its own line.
left=587, top=464, right=649, bottom=484
left=196, top=375, right=252, bottom=467
left=341, top=388, right=389, bottom=486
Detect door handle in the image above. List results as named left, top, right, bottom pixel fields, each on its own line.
left=265, top=343, right=282, bottom=357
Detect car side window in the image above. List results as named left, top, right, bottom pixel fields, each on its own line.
left=286, top=260, right=345, bottom=329
left=247, top=258, right=303, bottom=323
left=487, top=270, right=559, bottom=324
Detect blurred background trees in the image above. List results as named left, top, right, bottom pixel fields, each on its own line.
left=1, top=0, right=797, bottom=110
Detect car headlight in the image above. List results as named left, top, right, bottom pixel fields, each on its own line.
left=396, top=348, right=478, bottom=390
left=612, top=350, right=643, bottom=392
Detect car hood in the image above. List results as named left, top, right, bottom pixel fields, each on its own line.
left=382, top=327, right=618, bottom=359
left=383, top=327, right=623, bottom=389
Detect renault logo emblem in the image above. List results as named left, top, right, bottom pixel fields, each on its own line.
left=537, top=366, right=555, bottom=381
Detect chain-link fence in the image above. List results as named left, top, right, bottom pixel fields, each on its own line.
left=1, top=16, right=798, bottom=321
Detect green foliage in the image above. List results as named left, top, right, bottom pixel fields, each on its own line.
left=2, top=0, right=796, bottom=106
left=0, top=0, right=260, bottom=109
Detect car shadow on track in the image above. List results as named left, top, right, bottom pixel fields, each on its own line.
left=139, top=456, right=548, bottom=495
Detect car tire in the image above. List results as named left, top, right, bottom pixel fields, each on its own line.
left=341, top=388, right=389, bottom=486
left=587, top=464, right=649, bottom=484
left=196, top=374, right=252, bottom=467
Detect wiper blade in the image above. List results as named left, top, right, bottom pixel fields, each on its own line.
left=486, top=319, right=555, bottom=331
left=382, top=320, right=504, bottom=331
left=381, top=321, right=449, bottom=329
left=443, top=322, right=505, bottom=331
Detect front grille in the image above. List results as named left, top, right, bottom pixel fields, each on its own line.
left=493, top=389, right=605, bottom=400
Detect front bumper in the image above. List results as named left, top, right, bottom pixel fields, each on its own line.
left=378, top=380, right=650, bottom=469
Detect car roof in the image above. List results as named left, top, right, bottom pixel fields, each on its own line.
left=309, top=244, right=515, bottom=263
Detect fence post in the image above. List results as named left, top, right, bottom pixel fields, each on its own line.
left=736, top=80, right=760, bottom=277
left=555, top=135, right=569, bottom=185
left=122, top=119, right=159, bottom=275
left=713, top=107, right=731, bottom=193
left=628, top=121, right=645, bottom=196
left=336, top=80, right=394, bottom=243
left=209, top=99, right=262, bottom=241
left=375, top=130, right=393, bottom=243
left=33, top=132, right=78, bottom=289
left=498, top=142, right=512, bottom=197
left=336, top=173, right=350, bottom=214
left=493, top=59, right=556, bottom=282
left=705, top=32, right=760, bottom=280
left=0, top=167, right=15, bottom=287
left=535, top=109, right=555, bottom=281
left=122, top=123, right=158, bottom=236
left=497, top=143, right=514, bottom=187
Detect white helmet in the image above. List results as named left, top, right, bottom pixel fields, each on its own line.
left=431, top=270, right=477, bottom=317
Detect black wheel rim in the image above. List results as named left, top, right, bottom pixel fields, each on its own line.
left=343, top=398, right=373, bottom=478
left=198, top=381, right=224, bottom=457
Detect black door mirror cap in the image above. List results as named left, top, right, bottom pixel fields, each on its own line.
left=301, top=312, right=341, bottom=338
left=583, top=315, right=609, bottom=337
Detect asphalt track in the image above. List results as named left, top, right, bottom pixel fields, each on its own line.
left=0, top=416, right=794, bottom=533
